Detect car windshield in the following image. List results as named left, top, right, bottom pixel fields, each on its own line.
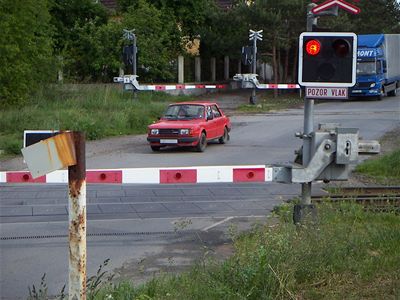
left=357, top=61, right=376, bottom=75
left=162, top=105, right=205, bottom=120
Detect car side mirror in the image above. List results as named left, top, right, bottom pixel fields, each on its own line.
left=207, top=114, right=213, bottom=121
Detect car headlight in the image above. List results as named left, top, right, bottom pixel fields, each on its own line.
left=370, top=83, right=376, bottom=88
left=180, top=129, right=190, bottom=135
left=151, top=129, right=159, bottom=135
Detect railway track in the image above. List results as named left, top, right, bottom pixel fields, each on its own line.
left=312, top=186, right=400, bottom=212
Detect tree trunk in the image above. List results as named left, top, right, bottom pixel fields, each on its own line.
left=292, top=43, right=298, bottom=84
left=277, top=47, right=282, bottom=82
left=284, top=48, right=289, bottom=83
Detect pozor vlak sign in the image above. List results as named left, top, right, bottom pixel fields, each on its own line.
left=305, top=86, right=348, bottom=99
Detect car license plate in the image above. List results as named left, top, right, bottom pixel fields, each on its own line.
left=160, top=139, right=178, bottom=144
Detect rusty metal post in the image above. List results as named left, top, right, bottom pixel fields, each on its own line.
left=68, top=132, right=86, bottom=300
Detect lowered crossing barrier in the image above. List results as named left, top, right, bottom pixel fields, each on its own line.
left=233, top=73, right=300, bottom=90
left=113, top=75, right=227, bottom=91
left=114, top=74, right=299, bottom=91
left=0, top=165, right=274, bottom=184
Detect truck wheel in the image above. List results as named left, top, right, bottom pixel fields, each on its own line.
left=196, top=132, right=207, bottom=152
left=388, top=88, right=397, bottom=97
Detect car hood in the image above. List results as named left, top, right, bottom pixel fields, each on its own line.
left=148, top=119, right=203, bottom=129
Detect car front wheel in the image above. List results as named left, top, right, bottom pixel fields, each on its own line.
left=196, top=132, right=207, bottom=152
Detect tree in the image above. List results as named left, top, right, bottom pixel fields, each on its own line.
left=121, top=0, right=180, bottom=81
left=49, top=0, right=108, bottom=81
left=50, top=0, right=108, bottom=53
left=199, top=5, right=248, bottom=58
left=350, top=0, right=400, bottom=33
left=0, top=0, right=55, bottom=106
left=235, top=0, right=306, bottom=90
left=61, top=19, right=123, bottom=82
left=317, top=0, right=400, bottom=34
left=150, top=0, right=216, bottom=38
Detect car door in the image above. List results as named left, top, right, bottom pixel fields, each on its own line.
left=204, top=105, right=217, bottom=139
left=211, top=104, right=225, bottom=137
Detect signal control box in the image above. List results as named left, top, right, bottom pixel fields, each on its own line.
left=292, top=125, right=360, bottom=183
left=311, top=126, right=358, bottom=182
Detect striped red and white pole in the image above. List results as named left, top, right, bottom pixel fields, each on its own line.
left=138, top=84, right=228, bottom=91
left=0, top=165, right=274, bottom=184
left=257, top=83, right=300, bottom=89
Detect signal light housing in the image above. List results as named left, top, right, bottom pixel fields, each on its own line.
left=298, top=32, right=357, bottom=87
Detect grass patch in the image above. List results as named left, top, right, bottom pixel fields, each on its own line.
left=237, top=92, right=302, bottom=113
left=0, top=84, right=190, bottom=157
left=355, top=150, right=400, bottom=184
left=84, top=203, right=400, bottom=299
left=354, top=127, right=400, bottom=185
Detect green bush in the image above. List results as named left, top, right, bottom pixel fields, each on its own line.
left=1, top=137, right=22, bottom=155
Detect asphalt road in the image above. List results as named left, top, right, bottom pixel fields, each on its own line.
left=0, top=95, right=399, bottom=299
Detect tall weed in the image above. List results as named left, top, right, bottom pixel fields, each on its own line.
left=0, top=84, right=189, bottom=155
left=93, top=203, right=399, bottom=299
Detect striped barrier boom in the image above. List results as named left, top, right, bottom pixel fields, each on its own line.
left=113, top=75, right=299, bottom=90
left=232, top=73, right=300, bottom=89
left=0, top=165, right=273, bottom=184
left=134, top=83, right=299, bottom=90
left=256, top=83, right=300, bottom=89
left=113, top=75, right=227, bottom=91
left=136, top=84, right=228, bottom=91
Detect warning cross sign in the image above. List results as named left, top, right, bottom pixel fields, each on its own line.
left=312, top=0, right=361, bottom=14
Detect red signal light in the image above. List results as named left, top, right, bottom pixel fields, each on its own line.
left=332, top=38, right=350, bottom=57
left=305, top=39, right=321, bottom=56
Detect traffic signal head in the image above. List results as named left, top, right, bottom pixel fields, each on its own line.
left=298, top=32, right=357, bottom=87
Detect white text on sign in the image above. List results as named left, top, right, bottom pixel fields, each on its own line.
left=305, top=87, right=348, bottom=99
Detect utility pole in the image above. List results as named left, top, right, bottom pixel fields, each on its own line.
left=294, top=2, right=340, bottom=224
left=302, top=4, right=317, bottom=205
left=123, top=29, right=137, bottom=99
left=249, top=30, right=263, bottom=105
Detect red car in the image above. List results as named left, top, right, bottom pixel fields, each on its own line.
left=147, top=102, right=231, bottom=152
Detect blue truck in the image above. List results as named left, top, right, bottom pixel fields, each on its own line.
left=350, top=34, right=400, bottom=99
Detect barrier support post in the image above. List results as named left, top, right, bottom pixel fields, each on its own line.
left=68, top=132, right=87, bottom=300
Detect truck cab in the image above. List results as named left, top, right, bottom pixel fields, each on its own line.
left=350, top=34, right=400, bottom=99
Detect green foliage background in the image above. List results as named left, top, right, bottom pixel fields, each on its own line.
left=0, top=0, right=55, bottom=106
left=1, top=0, right=400, bottom=106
